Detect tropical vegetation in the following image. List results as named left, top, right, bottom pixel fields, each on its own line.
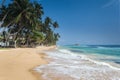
left=0, top=0, right=60, bottom=48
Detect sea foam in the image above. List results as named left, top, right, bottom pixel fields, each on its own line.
left=59, top=49, right=120, bottom=70
left=35, top=49, right=120, bottom=80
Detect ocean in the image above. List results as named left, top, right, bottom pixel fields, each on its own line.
left=61, top=45, right=120, bottom=67
left=35, top=45, right=120, bottom=80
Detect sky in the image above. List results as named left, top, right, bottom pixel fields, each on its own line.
left=1, top=0, right=120, bottom=45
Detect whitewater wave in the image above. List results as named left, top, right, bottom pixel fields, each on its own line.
left=35, top=48, right=120, bottom=80
left=96, top=46, right=120, bottom=50
left=58, top=49, right=120, bottom=70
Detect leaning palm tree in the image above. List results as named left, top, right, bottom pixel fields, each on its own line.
left=1, top=0, right=44, bottom=47
left=0, top=3, right=9, bottom=27
left=0, top=0, right=60, bottom=47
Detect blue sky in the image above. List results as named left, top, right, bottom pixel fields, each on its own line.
left=1, top=0, right=120, bottom=45
left=40, top=0, right=120, bottom=45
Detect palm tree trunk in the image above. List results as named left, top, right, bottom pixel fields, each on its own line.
left=14, top=40, right=17, bottom=48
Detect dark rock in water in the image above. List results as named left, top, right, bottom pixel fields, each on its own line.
left=114, top=61, right=120, bottom=64
left=74, top=44, right=79, bottom=46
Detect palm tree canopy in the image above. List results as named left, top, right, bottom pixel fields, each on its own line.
left=0, top=0, right=60, bottom=47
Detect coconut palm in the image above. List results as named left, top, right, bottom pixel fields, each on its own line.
left=0, top=0, right=60, bottom=47
left=1, top=0, right=43, bottom=46
left=53, top=21, right=59, bottom=29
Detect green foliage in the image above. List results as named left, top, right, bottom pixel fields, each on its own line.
left=0, top=0, right=60, bottom=47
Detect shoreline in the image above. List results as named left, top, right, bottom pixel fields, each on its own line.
left=0, top=46, right=119, bottom=80
left=0, top=46, right=56, bottom=80
left=35, top=48, right=120, bottom=80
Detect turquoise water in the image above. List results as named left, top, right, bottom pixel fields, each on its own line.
left=36, top=45, right=120, bottom=80
left=60, top=45, right=120, bottom=65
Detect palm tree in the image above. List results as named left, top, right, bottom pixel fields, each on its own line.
left=53, top=21, right=59, bottom=29
left=0, top=0, right=44, bottom=47
left=0, top=0, right=60, bottom=47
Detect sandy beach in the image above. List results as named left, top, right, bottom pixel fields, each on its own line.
left=0, top=46, right=55, bottom=80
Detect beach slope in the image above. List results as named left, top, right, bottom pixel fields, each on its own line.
left=0, top=46, right=55, bottom=80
